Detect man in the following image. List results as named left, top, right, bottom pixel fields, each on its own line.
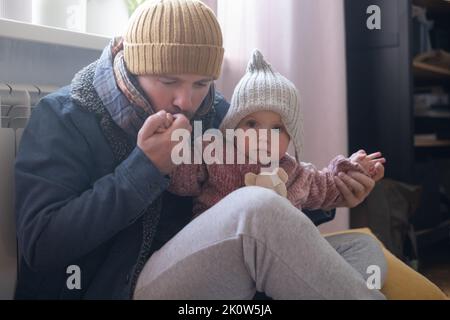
left=15, top=0, right=386, bottom=299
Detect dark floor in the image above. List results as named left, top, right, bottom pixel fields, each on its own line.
left=418, top=239, right=450, bottom=297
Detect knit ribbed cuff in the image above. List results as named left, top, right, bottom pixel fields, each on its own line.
left=124, top=43, right=224, bottom=79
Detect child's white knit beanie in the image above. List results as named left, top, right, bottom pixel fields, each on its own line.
left=219, top=49, right=303, bottom=160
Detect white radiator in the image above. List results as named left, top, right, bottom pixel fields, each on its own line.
left=0, top=83, right=58, bottom=299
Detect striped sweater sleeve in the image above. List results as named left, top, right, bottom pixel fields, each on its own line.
left=285, top=155, right=367, bottom=210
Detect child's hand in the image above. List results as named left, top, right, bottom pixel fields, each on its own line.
left=155, top=112, right=174, bottom=133
left=349, top=150, right=386, bottom=179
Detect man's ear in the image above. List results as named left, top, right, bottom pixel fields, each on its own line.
left=276, top=168, right=289, bottom=183
left=245, top=173, right=258, bottom=186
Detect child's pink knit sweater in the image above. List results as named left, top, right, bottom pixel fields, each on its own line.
left=168, top=147, right=365, bottom=216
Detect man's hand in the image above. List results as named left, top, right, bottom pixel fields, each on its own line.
left=155, top=112, right=175, bottom=134
left=334, top=150, right=386, bottom=208
left=137, top=110, right=192, bottom=175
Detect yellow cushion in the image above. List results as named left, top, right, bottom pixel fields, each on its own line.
left=323, top=228, right=448, bottom=300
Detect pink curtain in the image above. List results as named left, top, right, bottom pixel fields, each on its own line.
left=206, top=0, right=349, bottom=233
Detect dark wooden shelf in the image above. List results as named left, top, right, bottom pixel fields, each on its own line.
left=413, top=0, right=450, bottom=14
left=413, top=61, right=450, bottom=80
left=415, top=134, right=450, bottom=147
left=415, top=110, right=450, bottom=118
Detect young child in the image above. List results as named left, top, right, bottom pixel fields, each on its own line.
left=160, top=50, right=385, bottom=218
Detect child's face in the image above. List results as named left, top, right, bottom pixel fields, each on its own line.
left=236, top=110, right=291, bottom=161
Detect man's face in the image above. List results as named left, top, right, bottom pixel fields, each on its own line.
left=137, top=74, right=213, bottom=119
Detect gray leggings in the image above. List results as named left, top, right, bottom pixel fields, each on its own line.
left=134, top=187, right=387, bottom=300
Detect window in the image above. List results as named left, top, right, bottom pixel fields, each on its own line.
left=0, top=0, right=219, bottom=37
left=0, top=0, right=131, bottom=37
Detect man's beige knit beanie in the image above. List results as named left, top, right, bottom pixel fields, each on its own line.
left=123, top=0, right=224, bottom=79
left=220, top=49, right=303, bottom=160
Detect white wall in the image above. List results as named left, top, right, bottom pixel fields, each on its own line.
left=0, top=0, right=32, bottom=22
left=86, top=0, right=129, bottom=37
